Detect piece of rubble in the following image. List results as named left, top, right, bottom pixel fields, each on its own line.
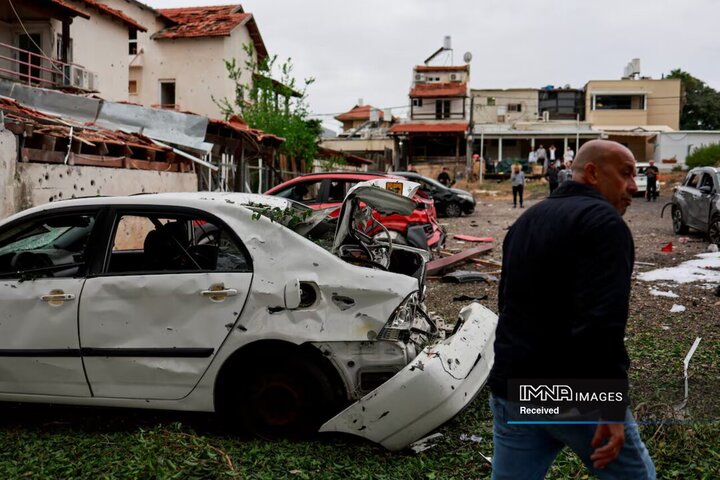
left=409, top=432, right=444, bottom=453
left=443, top=271, right=498, bottom=283
left=454, top=234, right=495, bottom=243
left=426, top=244, right=494, bottom=275
left=670, top=304, right=686, bottom=313
left=459, top=433, right=483, bottom=443
left=453, top=294, right=488, bottom=302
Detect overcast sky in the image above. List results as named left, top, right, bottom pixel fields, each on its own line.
left=146, top=0, right=720, bottom=130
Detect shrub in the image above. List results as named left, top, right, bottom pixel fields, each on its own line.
left=686, top=143, right=720, bottom=168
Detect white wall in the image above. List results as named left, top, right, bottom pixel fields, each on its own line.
left=0, top=129, right=17, bottom=219
left=655, top=131, right=720, bottom=169
left=62, top=1, right=130, bottom=102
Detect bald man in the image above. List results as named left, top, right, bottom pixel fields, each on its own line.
left=488, top=140, right=655, bottom=479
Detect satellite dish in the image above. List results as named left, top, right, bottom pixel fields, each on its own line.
left=463, top=52, right=473, bottom=63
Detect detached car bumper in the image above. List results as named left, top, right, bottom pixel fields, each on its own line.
left=320, top=302, right=497, bottom=450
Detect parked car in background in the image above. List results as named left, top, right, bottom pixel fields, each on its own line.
left=0, top=187, right=497, bottom=451
left=265, top=172, right=445, bottom=250
left=669, top=167, right=720, bottom=244
left=635, top=162, right=661, bottom=197
left=389, top=171, right=476, bottom=217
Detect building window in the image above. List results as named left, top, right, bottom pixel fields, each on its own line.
left=435, top=99, right=451, bottom=119
left=487, top=97, right=496, bottom=106
left=412, top=98, right=423, bottom=107
left=129, top=29, right=138, bottom=55
left=55, top=34, right=73, bottom=62
left=593, top=94, right=646, bottom=110
left=129, top=80, right=138, bottom=95
left=508, top=103, right=522, bottom=112
left=159, top=80, right=176, bottom=109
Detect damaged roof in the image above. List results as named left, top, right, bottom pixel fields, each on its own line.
left=335, top=105, right=385, bottom=122
left=47, top=0, right=91, bottom=19
left=153, top=4, right=268, bottom=60
left=78, top=0, right=147, bottom=31
left=410, top=82, right=467, bottom=98
left=208, top=115, right=284, bottom=145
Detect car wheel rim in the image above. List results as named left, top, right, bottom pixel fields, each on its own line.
left=254, top=376, right=304, bottom=427
left=710, top=219, right=720, bottom=245
left=446, top=203, right=461, bottom=217
left=673, top=209, right=683, bottom=232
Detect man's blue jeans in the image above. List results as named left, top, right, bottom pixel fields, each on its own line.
left=490, top=394, right=656, bottom=479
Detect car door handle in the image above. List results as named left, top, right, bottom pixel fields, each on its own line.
left=201, top=285, right=238, bottom=301
left=41, top=291, right=75, bottom=305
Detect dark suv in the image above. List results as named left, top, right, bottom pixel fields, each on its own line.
left=670, top=167, right=720, bottom=245
left=390, top=171, right=476, bottom=217
left=265, top=172, right=445, bottom=250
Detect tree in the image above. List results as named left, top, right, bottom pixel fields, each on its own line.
left=215, top=44, right=319, bottom=168
left=686, top=143, right=720, bottom=168
left=666, top=69, right=720, bottom=130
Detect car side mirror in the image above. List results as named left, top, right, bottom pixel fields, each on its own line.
left=284, top=279, right=302, bottom=309
left=700, top=185, right=713, bottom=195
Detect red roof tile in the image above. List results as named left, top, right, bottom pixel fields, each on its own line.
left=335, top=104, right=384, bottom=122
left=154, top=5, right=268, bottom=60
left=410, top=82, right=467, bottom=98
left=79, top=0, right=147, bottom=31
left=317, top=147, right=373, bottom=166
left=388, top=122, right=468, bottom=134
left=49, top=0, right=91, bottom=19
left=208, top=115, right=284, bottom=145
left=415, top=65, right=469, bottom=73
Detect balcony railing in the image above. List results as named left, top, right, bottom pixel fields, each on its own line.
left=0, top=42, right=96, bottom=91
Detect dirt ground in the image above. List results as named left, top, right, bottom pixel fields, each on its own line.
left=426, top=177, right=720, bottom=417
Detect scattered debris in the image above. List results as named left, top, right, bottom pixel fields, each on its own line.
left=443, top=271, right=498, bottom=283
left=661, top=325, right=670, bottom=330
left=471, top=258, right=502, bottom=268
left=661, top=242, right=673, bottom=252
left=675, top=337, right=702, bottom=413
left=635, top=261, right=657, bottom=266
left=409, top=433, right=444, bottom=453
left=459, top=433, right=483, bottom=443
left=426, top=244, right=494, bottom=275
left=649, top=288, right=679, bottom=298
left=453, top=234, right=495, bottom=243
left=638, top=252, right=720, bottom=284
left=709, top=244, right=719, bottom=253
left=678, top=236, right=690, bottom=244
left=670, top=304, right=686, bottom=313
left=453, top=294, right=488, bottom=302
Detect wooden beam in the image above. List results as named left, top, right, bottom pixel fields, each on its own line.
left=426, top=244, right=494, bottom=276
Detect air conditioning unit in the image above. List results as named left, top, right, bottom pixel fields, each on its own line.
left=450, top=73, right=460, bottom=82
left=87, top=72, right=99, bottom=92
left=414, top=73, right=426, bottom=82
left=62, top=64, right=93, bottom=90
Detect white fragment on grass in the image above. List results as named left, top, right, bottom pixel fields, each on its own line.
left=409, top=432, right=444, bottom=453
left=661, top=325, right=670, bottom=330
left=675, top=337, right=702, bottom=413
left=649, top=288, right=679, bottom=298
left=638, top=252, right=720, bottom=284
left=670, top=304, right=686, bottom=313
left=459, top=434, right=483, bottom=443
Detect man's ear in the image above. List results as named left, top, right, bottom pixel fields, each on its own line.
left=584, top=162, right=599, bottom=185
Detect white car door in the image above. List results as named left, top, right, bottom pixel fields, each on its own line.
left=79, top=209, right=252, bottom=400
left=0, top=210, right=100, bottom=397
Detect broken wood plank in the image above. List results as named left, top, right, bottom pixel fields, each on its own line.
left=22, top=147, right=64, bottom=163
left=471, top=258, right=502, bottom=268
left=73, top=154, right=124, bottom=168
left=426, top=244, right=494, bottom=276
left=125, top=158, right=179, bottom=172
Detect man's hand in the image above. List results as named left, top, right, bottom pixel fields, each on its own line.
left=590, top=422, right=625, bottom=469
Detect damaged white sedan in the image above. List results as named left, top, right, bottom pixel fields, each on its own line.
left=0, top=180, right=496, bottom=450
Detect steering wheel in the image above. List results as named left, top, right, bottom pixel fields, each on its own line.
left=11, top=251, right=55, bottom=275
left=338, top=244, right=388, bottom=271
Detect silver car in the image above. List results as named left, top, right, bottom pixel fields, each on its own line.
left=670, top=167, right=720, bottom=245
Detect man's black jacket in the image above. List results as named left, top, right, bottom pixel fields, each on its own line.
left=488, top=181, right=634, bottom=419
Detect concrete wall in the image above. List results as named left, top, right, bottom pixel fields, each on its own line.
left=0, top=130, right=197, bottom=220
left=321, top=137, right=394, bottom=153
left=0, top=129, right=17, bottom=220
left=655, top=131, right=720, bottom=169
left=585, top=79, right=681, bottom=129
left=472, top=89, right=539, bottom=124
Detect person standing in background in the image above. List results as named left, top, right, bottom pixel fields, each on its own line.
left=546, top=162, right=559, bottom=195
left=510, top=163, right=525, bottom=208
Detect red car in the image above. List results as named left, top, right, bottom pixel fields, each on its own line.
left=265, top=172, right=445, bottom=250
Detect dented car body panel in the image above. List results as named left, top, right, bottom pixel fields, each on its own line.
left=0, top=189, right=494, bottom=450
left=320, top=303, right=497, bottom=450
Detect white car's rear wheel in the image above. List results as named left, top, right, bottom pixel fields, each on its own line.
left=709, top=216, right=720, bottom=245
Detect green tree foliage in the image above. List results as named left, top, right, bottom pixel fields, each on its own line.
left=686, top=142, right=720, bottom=168
left=215, top=45, right=320, bottom=168
left=666, top=69, right=720, bottom=130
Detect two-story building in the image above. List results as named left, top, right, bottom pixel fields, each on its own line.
left=389, top=65, right=470, bottom=172
left=584, top=77, right=681, bottom=162
left=0, top=0, right=144, bottom=100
